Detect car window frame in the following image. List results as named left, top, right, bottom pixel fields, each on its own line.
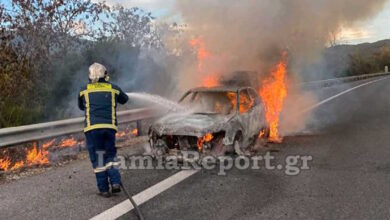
left=238, top=88, right=256, bottom=114
left=247, top=88, right=261, bottom=105
left=179, top=90, right=239, bottom=115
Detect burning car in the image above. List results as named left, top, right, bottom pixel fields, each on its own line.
left=148, top=86, right=269, bottom=158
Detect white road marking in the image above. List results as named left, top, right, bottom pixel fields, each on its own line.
left=90, top=170, right=199, bottom=220
left=91, top=76, right=389, bottom=220
left=301, top=76, right=390, bottom=114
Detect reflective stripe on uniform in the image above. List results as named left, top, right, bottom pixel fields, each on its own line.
left=81, top=88, right=120, bottom=94
left=85, top=93, right=91, bottom=127
left=93, top=161, right=121, bottom=173
left=94, top=166, right=107, bottom=173
left=105, top=161, right=120, bottom=167
left=111, top=91, right=116, bottom=125
left=83, top=83, right=120, bottom=94
left=84, top=124, right=118, bottom=133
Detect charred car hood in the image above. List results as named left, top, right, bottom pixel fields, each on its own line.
left=151, top=113, right=232, bottom=137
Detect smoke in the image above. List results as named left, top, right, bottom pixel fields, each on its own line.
left=58, top=1, right=387, bottom=135
left=174, top=0, right=386, bottom=76
left=59, top=43, right=179, bottom=118
left=171, top=0, right=387, bottom=136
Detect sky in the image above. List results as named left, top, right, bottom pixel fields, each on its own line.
left=336, top=0, right=390, bottom=44
left=3, top=0, right=390, bottom=45
left=104, top=0, right=390, bottom=45
left=96, top=0, right=176, bottom=18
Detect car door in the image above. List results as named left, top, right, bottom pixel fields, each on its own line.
left=247, top=88, right=265, bottom=133
left=238, top=89, right=260, bottom=138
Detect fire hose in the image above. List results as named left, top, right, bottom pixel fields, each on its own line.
left=120, top=182, right=145, bottom=220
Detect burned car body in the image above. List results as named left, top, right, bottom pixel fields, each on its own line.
left=149, top=86, right=269, bottom=157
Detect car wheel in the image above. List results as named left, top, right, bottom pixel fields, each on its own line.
left=210, top=137, right=225, bottom=157
left=151, top=139, right=168, bottom=158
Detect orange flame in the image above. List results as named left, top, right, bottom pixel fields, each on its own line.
left=26, top=144, right=49, bottom=166
left=0, top=157, right=11, bottom=171
left=1, top=138, right=81, bottom=172
left=0, top=157, right=25, bottom=171
left=116, top=128, right=138, bottom=138
left=258, top=130, right=265, bottom=139
left=189, top=36, right=220, bottom=87
left=202, top=75, right=219, bottom=88
left=59, top=137, right=77, bottom=148
left=197, top=133, right=214, bottom=151
left=116, top=131, right=126, bottom=138
left=10, top=161, right=24, bottom=170
left=189, top=36, right=211, bottom=72
left=42, top=139, right=56, bottom=149
left=259, top=54, right=288, bottom=142
left=227, top=92, right=238, bottom=112
left=239, top=92, right=255, bottom=114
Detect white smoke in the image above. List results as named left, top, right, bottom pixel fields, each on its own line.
left=173, top=0, right=387, bottom=78
left=170, top=0, right=388, bottom=136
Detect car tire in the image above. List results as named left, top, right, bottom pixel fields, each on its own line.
left=151, top=139, right=168, bottom=158
left=211, top=138, right=226, bottom=157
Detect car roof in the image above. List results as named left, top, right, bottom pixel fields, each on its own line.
left=188, top=86, right=254, bottom=93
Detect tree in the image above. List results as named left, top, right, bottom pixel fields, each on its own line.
left=374, top=46, right=390, bottom=71
left=100, top=6, right=162, bottom=49
left=0, top=0, right=169, bottom=127
left=0, top=0, right=112, bottom=127
left=347, top=51, right=373, bottom=76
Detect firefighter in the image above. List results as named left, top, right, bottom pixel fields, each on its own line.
left=78, top=63, right=129, bottom=197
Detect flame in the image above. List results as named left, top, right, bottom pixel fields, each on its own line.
left=116, top=131, right=126, bottom=138
left=189, top=36, right=211, bottom=72
left=239, top=92, right=255, bottom=114
left=116, top=129, right=138, bottom=138
left=0, top=157, right=24, bottom=171
left=227, top=92, right=238, bottom=111
left=1, top=144, right=51, bottom=171
left=43, top=137, right=81, bottom=150
left=197, top=133, right=214, bottom=151
left=189, top=36, right=220, bottom=87
left=202, top=75, right=219, bottom=87
left=259, top=54, right=288, bottom=142
left=42, top=139, right=56, bottom=149
left=26, top=144, right=49, bottom=166
left=0, top=157, right=11, bottom=171
left=258, top=130, right=265, bottom=139
left=10, top=161, right=24, bottom=170
left=59, top=137, right=77, bottom=148
left=1, top=137, right=83, bottom=172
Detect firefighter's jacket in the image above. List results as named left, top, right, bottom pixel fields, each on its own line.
left=78, top=80, right=129, bottom=133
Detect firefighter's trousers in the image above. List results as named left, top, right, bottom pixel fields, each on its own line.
left=85, top=129, right=121, bottom=192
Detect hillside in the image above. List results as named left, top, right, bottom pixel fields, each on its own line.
left=301, top=39, right=390, bottom=81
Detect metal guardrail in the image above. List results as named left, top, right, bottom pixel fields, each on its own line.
left=0, top=108, right=160, bottom=148
left=1, top=72, right=389, bottom=148
left=300, top=72, right=390, bottom=89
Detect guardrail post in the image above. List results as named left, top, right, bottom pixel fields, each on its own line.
left=385, top=66, right=388, bottom=73
left=136, top=121, right=142, bottom=137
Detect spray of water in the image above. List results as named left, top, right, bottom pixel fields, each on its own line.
left=126, top=92, right=186, bottom=112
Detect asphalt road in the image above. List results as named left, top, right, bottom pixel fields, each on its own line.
left=1, top=77, right=390, bottom=220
